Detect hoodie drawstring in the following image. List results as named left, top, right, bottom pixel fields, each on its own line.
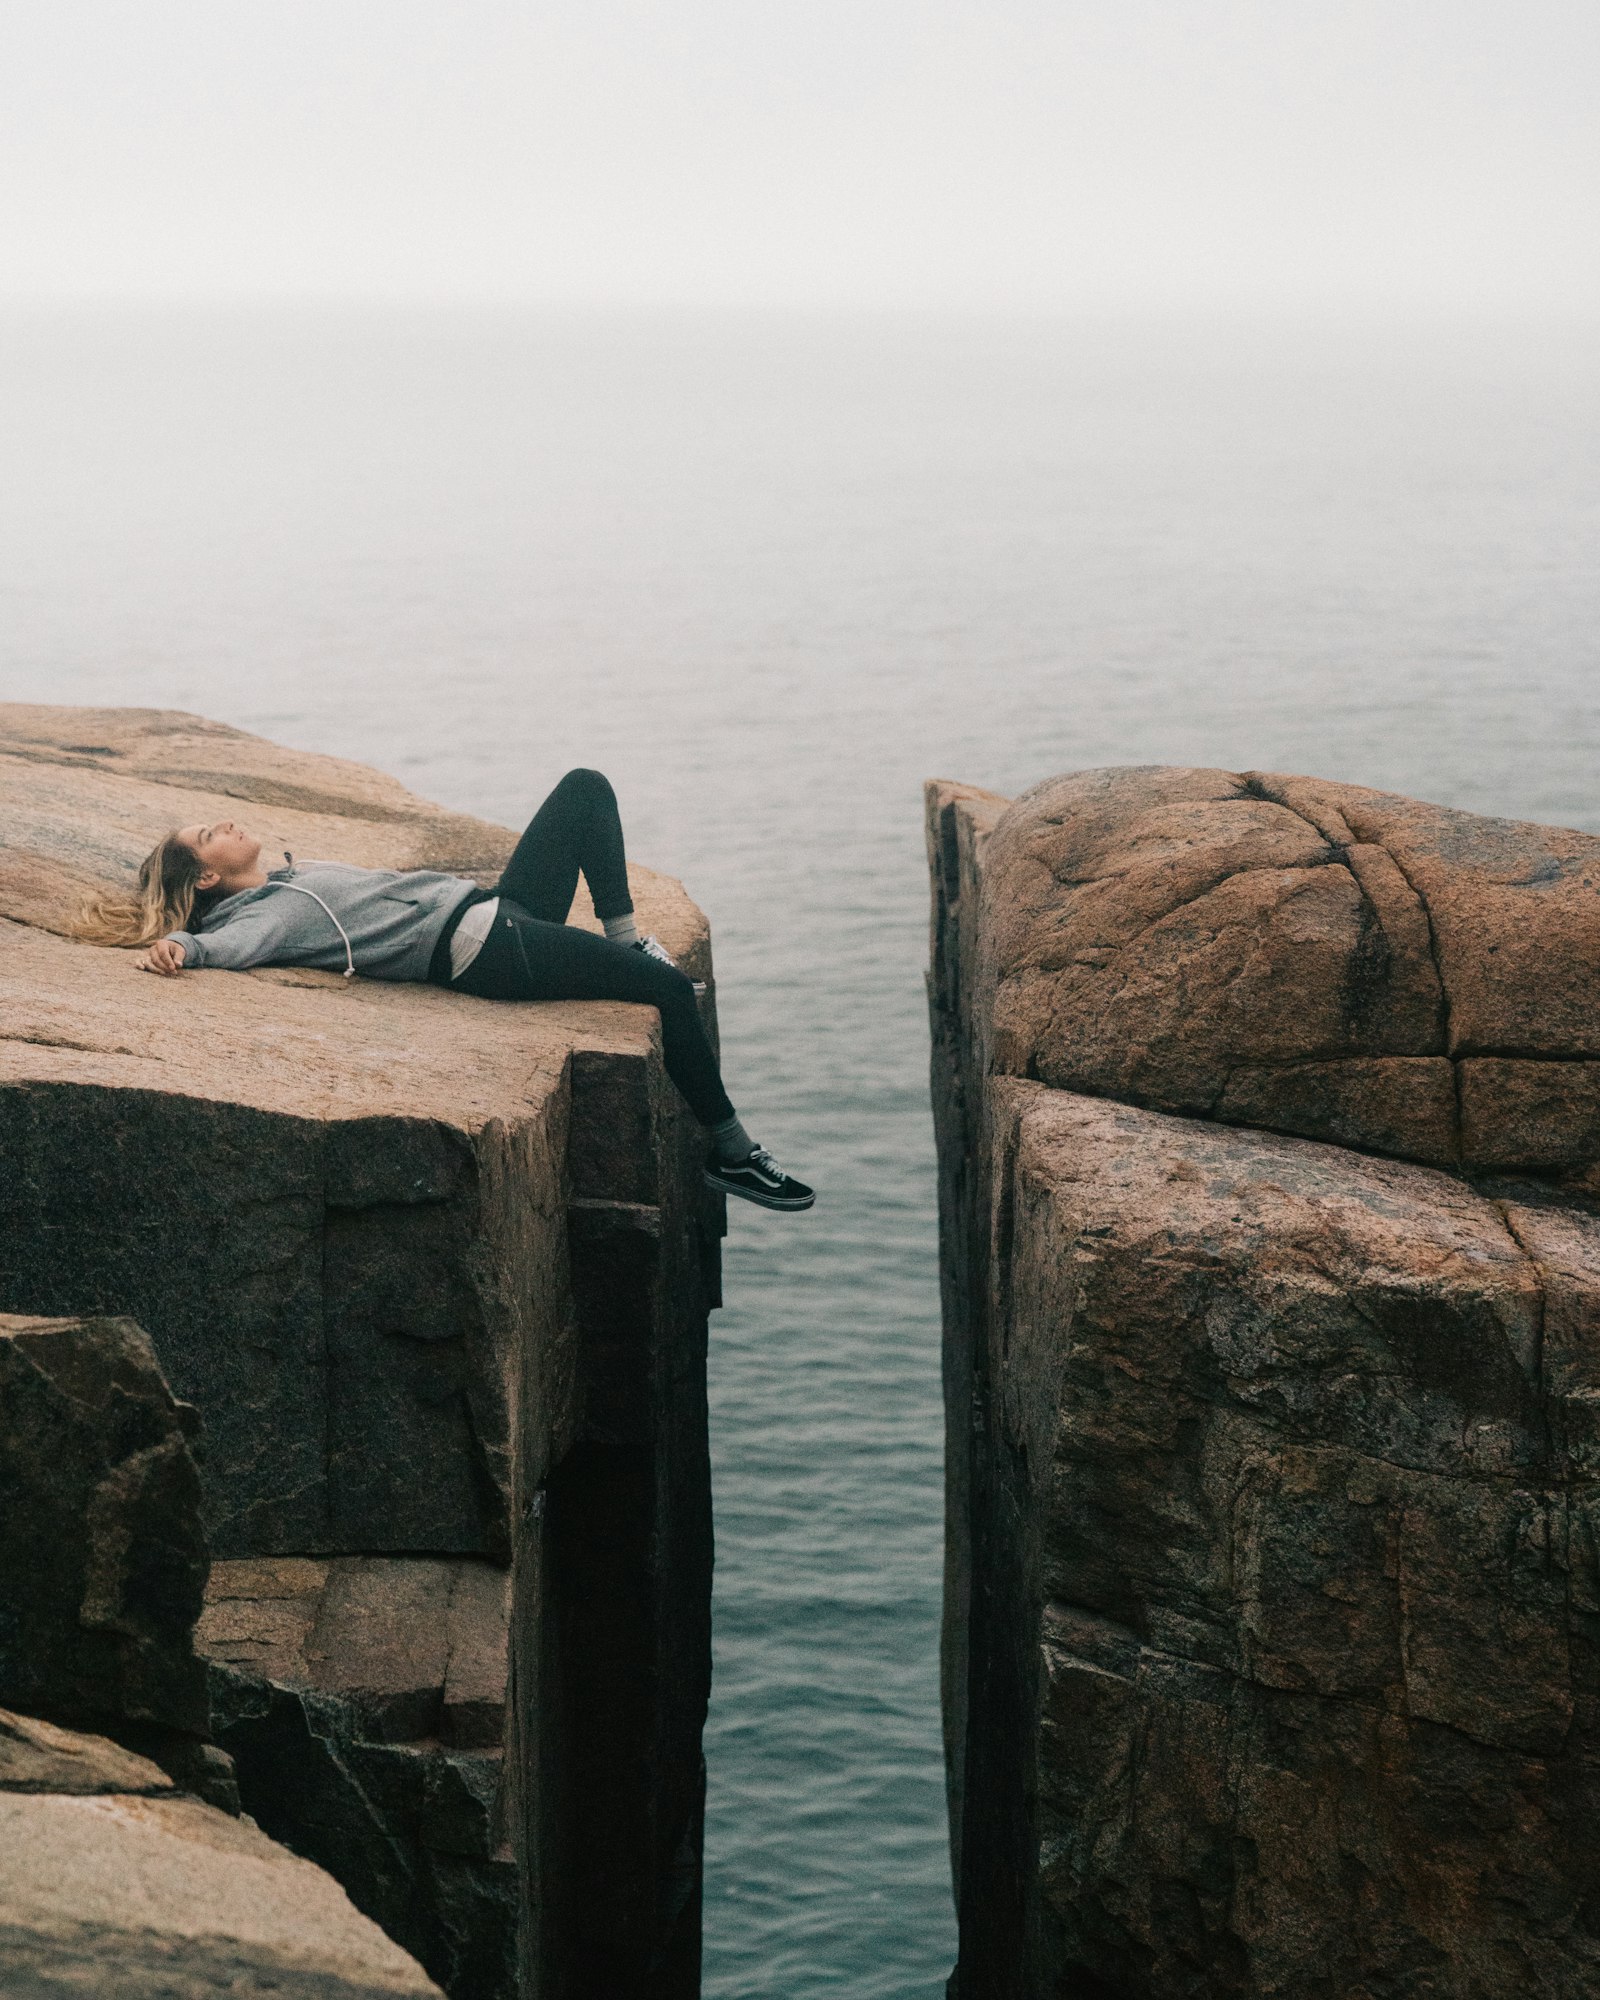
left=270, top=880, right=357, bottom=978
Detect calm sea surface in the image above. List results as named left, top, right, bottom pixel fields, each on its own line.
left=3, top=306, right=1598, bottom=1997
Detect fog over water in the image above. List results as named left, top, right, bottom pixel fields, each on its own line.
left=2, top=305, right=1598, bottom=1992
left=6, top=3, right=1599, bottom=316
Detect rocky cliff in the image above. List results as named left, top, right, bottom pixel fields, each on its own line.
left=928, top=767, right=1600, bottom=1999
left=0, top=1310, right=446, bottom=1999
left=0, top=706, right=722, bottom=1997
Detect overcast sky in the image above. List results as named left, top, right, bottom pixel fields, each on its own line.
left=3, top=0, right=1597, bottom=313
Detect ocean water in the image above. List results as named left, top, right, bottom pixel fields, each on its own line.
left=2, top=305, right=1598, bottom=1997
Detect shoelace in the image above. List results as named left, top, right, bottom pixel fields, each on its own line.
left=747, top=1148, right=783, bottom=1178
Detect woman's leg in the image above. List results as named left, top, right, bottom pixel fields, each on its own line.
left=494, top=768, right=633, bottom=925
left=458, top=904, right=735, bottom=1127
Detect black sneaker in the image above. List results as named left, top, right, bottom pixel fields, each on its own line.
left=634, top=933, right=706, bottom=997
left=704, top=1146, right=815, bottom=1211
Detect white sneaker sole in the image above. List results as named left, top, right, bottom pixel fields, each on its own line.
left=702, top=1168, right=815, bottom=1211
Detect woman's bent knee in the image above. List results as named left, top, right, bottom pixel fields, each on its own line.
left=556, top=766, right=615, bottom=805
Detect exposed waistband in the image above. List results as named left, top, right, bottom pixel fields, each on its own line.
left=427, top=885, right=495, bottom=986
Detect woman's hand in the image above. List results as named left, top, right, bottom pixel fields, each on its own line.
left=140, top=938, right=187, bottom=976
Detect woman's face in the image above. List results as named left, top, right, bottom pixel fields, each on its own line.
left=178, top=819, right=262, bottom=891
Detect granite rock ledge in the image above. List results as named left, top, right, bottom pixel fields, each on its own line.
left=928, top=768, right=1600, bottom=2000
left=0, top=1309, right=444, bottom=1998
left=0, top=705, right=723, bottom=1998
left=0, top=1705, right=447, bottom=1999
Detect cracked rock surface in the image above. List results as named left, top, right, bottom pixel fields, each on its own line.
left=970, top=764, right=1600, bottom=1176
left=198, top=1556, right=518, bottom=1997
left=0, top=702, right=711, bottom=1560
left=929, top=770, right=1600, bottom=2000
left=0, top=1308, right=443, bottom=2000
left=0, top=1711, right=443, bottom=1998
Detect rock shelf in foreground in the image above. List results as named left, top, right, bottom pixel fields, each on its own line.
left=0, top=706, right=721, bottom=1997
left=200, top=1556, right=519, bottom=1995
left=0, top=1309, right=443, bottom=1999
left=0, top=1708, right=445, bottom=1999
left=929, top=768, right=1600, bottom=2000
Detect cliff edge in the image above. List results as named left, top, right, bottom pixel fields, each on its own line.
left=929, top=767, right=1600, bottom=1999
left=0, top=705, right=722, bottom=1998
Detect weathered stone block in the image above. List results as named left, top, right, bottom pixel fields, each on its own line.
left=1460, top=1058, right=1600, bottom=1173
left=0, top=1312, right=209, bottom=1741
left=0, top=1712, right=444, bottom=1997
left=0, top=703, right=713, bottom=1566
left=0, top=1083, right=535, bottom=1559
left=959, top=765, right=1600, bottom=1173
left=930, top=768, right=1600, bottom=1999
left=0, top=1707, right=177, bottom=1796
left=200, top=1555, right=517, bottom=1998
left=1214, top=1054, right=1457, bottom=1164
left=976, top=1088, right=1600, bottom=1995
left=200, top=1556, right=508, bottom=1744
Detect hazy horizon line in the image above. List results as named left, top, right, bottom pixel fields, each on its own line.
left=2, top=289, right=1596, bottom=329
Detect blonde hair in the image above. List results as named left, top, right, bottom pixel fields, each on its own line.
left=73, top=832, right=212, bottom=948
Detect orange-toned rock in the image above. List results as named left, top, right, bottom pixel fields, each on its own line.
left=0, top=705, right=719, bottom=1997
left=0, top=1709, right=444, bottom=1997
left=0, top=1707, right=178, bottom=1795
left=928, top=768, right=1600, bottom=2000
left=0, top=704, right=710, bottom=1556
left=955, top=765, right=1600, bottom=1173
left=947, top=1083, right=1600, bottom=2000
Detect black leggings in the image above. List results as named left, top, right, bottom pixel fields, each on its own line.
left=439, top=769, right=735, bottom=1130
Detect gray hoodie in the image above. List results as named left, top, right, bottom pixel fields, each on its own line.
left=166, top=860, right=476, bottom=982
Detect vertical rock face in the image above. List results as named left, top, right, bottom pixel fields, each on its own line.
left=0, top=1311, right=235, bottom=1807
left=0, top=706, right=721, bottom=1997
left=0, top=1313, right=209, bottom=1744
left=928, top=769, right=1600, bottom=1999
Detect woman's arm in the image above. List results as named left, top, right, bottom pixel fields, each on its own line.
left=152, top=894, right=302, bottom=974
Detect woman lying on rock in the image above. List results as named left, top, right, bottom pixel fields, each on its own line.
left=76, top=767, right=814, bottom=1212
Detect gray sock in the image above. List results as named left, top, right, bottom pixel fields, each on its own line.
left=603, top=911, right=640, bottom=947
left=710, top=1114, right=756, bottom=1163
